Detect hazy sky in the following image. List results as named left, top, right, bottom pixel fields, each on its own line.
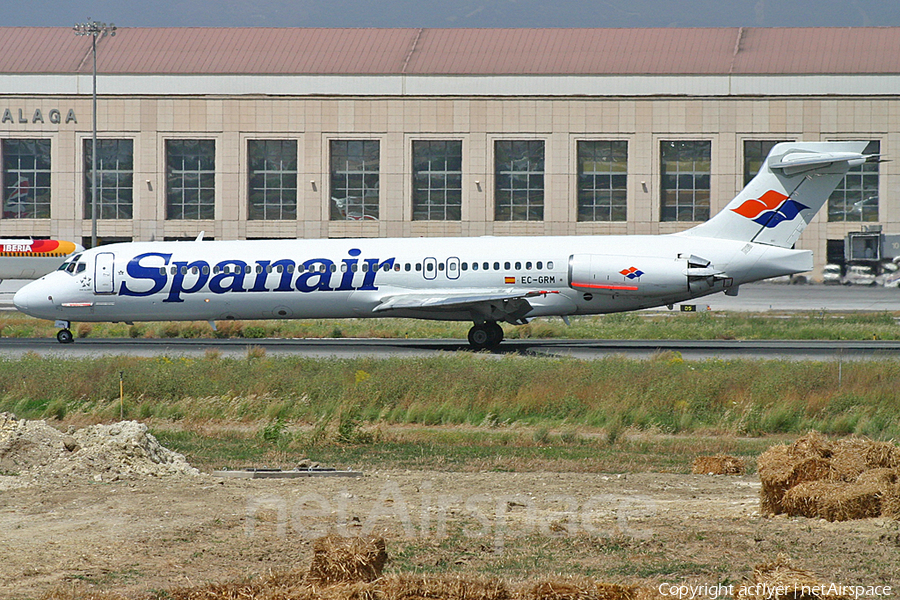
left=10, top=0, right=900, bottom=28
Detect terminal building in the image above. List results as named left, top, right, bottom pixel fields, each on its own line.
left=1, top=26, right=898, bottom=276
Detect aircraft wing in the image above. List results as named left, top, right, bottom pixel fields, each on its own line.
left=372, top=289, right=560, bottom=322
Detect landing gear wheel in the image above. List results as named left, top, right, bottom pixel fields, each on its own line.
left=57, top=329, right=74, bottom=344
left=467, top=322, right=504, bottom=350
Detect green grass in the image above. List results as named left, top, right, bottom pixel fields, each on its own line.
left=3, top=353, right=900, bottom=443
left=3, top=310, right=900, bottom=342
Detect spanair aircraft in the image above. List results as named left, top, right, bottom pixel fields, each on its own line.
left=13, top=142, right=872, bottom=348
left=0, top=239, right=84, bottom=281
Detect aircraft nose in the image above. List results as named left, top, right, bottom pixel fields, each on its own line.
left=12, top=286, right=30, bottom=311
left=13, top=281, right=52, bottom=316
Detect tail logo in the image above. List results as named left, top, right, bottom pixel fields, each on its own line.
left=732, top=190, right=809, bottom=228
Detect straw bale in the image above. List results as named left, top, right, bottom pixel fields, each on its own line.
left=524, top=580, right=636, bottom=600
left=307, top=535, right=387, bottom=585
left=829, top=437, right=875, bottom=482
left=736, top=555, right=848, bottom=600
left=790, top=431, right=833, bottom=459
left=854, top=467, right=899, bottom=488
left=758, top=451, right=832, bottom=515
left=865, top=441, right=900, bottom=469
left=378, top=574, right=510, bottom=600
left=691, top=455, right=746, bottom=475
left=881, top=488, right=900, bottom=519
left=782, top=480, right=882, bottom=522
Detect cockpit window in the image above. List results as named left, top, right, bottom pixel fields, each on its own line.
left=76, top=263, right=86, bottom=273
left=59, top=253, right=82, bottom=273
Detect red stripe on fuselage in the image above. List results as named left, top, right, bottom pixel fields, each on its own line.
left=572, top=283, right=639, bottom=291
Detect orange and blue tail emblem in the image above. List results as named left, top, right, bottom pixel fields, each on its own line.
left=731, top=190, right=809, bottom=228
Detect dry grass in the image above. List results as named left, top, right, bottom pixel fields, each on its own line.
left=36, top=535, right=872, bottom=600
left=736, top=555, right=848, bottom=600
left=757, top=431, right=900, bottom=521
left=691, top=455, right=746, bottom=475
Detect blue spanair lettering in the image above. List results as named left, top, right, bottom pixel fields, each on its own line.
left=120, top=251, right=395, bottom=299
left=210, top=260, right=249, bottom=294
left=359, top=257, right=395, bottom=290
left=164, top=260, right=211, bottom=303
left=249, top=261, right=271, bottom=292
left=296, top=259, right=335, bottom=292
left=119, top=252, right=171, bottom=297
left=270, top=259, right=295, bottom=291
left=337, top=249, right=361, bottom=291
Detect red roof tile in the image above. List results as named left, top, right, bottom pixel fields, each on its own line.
left=0, top=27, right=898, bottom=76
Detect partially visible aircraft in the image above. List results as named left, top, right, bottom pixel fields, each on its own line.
left=13, top=142, right=872, bottom=347
left=0, top=238, right=84, bottom=282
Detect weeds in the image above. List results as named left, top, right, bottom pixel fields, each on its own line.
left=4, top=311, right=900, bottom=342
left=2, top=354, right=900, bottom=440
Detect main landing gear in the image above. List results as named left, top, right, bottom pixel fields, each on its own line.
left=467, top=322, right=503, bottom=350
left=55, top=320, right=74, bottom=344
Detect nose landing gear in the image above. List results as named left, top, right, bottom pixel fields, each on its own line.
left=55, top=320, right=74, bottom=344
left=467, top=322, right=503, bottom=350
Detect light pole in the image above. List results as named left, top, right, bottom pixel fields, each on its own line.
left=73, top=19, right=116, bottom=249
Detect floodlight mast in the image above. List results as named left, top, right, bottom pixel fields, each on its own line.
left=73, top=19, right=116, bottom=250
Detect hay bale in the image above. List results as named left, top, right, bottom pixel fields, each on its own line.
left=758, top=450, right=833, bottom=515
left=855, top=467, right=899, bottom=488
left=790, top=431, right=833, bottom=459
left=865, top=442, right=900, bottom=469
left=378, top=574, right=510, bottom=600
left=692, top=455, right=746, bottom=475
left=829, top=437, right=875, bottom=482
left=782, top=480, right=882, bottom=522
left=881, top=488, right=900, bottom=519
left=736, top=555, right=848, bottom=600
left=307, top=535, right=387, bottom=585
left=524, top=579, right=636, bottom=600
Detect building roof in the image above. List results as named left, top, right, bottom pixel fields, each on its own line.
left=1, top=26, right=899, bottom=76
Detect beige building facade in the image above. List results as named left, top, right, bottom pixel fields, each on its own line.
left=1, top=27, right=898, bottom=276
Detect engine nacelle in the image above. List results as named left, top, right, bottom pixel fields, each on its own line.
left=568, top=254, right=689, bottom=297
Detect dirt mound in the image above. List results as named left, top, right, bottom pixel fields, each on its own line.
left=0, top=413, right=199, bottom=485
left=0, top=412, right=68, bottom=474
left=758, top=432, right=900, bottom=521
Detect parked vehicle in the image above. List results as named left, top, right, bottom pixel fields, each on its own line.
left=822, top=264, right=843, bottom=285
left=843, top=265, right=877, bottom=286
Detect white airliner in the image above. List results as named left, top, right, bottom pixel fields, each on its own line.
left=0, top=238, right=84, bottom=281
left=14, top=142, right=871, bottom=348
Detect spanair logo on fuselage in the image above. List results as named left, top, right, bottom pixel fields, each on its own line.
left=731, top=190, right=809, bottom=228
left=619, top=266, right=644, bottom=280
left=118, top=248, right=395, bottom=302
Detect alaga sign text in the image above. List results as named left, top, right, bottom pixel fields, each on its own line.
left=1, top=108, right=77, bottom=125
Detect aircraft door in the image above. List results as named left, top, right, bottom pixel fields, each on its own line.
left=423, top=257, right=437, bottom=280
left=94, top=252, right=115, bottom=294
left=446, top=257, right=460, bottom=280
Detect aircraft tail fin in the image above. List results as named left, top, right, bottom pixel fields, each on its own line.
left=679, top=141, right=872, bottom=248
